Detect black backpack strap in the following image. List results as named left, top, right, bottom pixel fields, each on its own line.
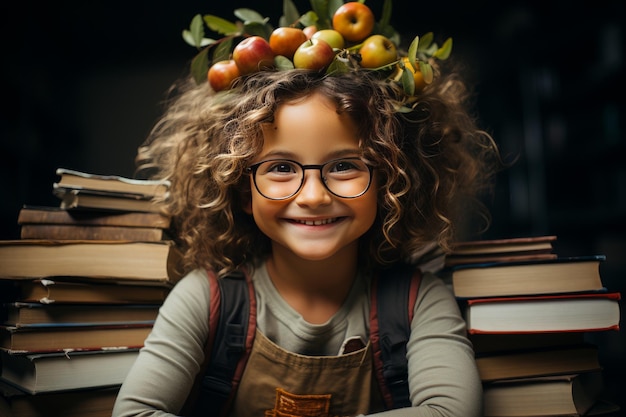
left=370, top=263, right=421, bottom=409
left=188, top=269, right=257, bottom=417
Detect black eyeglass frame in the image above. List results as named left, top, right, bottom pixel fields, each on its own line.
left=246, top=157, right=374, bottom=200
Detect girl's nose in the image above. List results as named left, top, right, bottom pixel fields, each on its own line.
left=294, top=171, right=332, bottom=208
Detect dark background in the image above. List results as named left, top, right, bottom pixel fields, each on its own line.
left=1, top=0, right=624, bottom=412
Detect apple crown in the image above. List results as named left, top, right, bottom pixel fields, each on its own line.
left=183, top=0, right=453, bottom=111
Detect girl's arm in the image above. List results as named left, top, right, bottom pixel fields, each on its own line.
left=112, top=269, right=211, bottom=417
left=369, top=272, right=482, bottom=417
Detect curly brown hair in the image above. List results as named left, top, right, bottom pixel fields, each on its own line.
left=136, top=67, right=501, bottom=276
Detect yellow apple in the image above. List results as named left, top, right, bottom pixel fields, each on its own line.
left=312, top=29, right=345, bottom=50
left=293, top=39, right=335, bottom=70
left=359, top=35, right=398, bottom=68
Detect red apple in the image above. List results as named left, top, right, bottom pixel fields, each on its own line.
left=208, top=60, right=241, bottom=92
left=269, top=27, right=308, bottom=59
left=303, top=25, right=318, bottom=39
left=232, top=36, right=275, bottom=75
left=359, top=34, right=398, bottom=68
left=332, top=2, right=375, bottom=43
left=311, top=29, right=345, bottom=50
left=293, top=38, right=335, bottom=70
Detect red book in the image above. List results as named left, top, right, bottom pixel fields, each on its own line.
left=464, top=292, right=621, bottom=334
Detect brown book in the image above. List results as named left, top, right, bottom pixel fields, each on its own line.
left=18, top=205, right=171, bottom=228
left=449, top=255, right=606, bottom=298
left=54, top=168, right=169, bottom=199
left=0, top=240, right=183, bottom=285
left=483, top=372, right=604, bottom=416
left=0, top=381, right=119, bottom=417
left=469, top=332, right=587, bottom=355
left=0, top=324, right=152, bottom=353
left=476, top=344, right=601, bottom=382
left=2, top=279, right=170, bottom=304
left=20, top=224, right=166, bottom=241
left=3, top=302, right=159, bottom=326
left=54, top=187, right=165, bottom=213
left=445, top=235, right=557, bottom=267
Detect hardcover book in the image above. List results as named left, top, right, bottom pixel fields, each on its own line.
left=0, top=240, right=183, bottom=284
left=449, top=255, right=606, bottom=298
left=464, top=292, right=621, bottom=334
left=0, top=348, right=139, bottom=393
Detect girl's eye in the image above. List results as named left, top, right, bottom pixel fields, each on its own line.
left=329, top=160, right=363, bottom=173
left=266, top=161, right=297, bottom=174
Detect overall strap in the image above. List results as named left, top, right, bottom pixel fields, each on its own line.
left=369, top=263, right=422, bottom=409
left=191, top=269, right=257, bottom=417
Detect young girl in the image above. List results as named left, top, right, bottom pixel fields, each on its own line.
left=112, top=48, right=500, bottom=416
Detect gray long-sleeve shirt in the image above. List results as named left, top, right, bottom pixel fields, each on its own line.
left=112, top=264, right=482, bottom=416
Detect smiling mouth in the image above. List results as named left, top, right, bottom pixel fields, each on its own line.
left=292, top=218, right=341, bottom=226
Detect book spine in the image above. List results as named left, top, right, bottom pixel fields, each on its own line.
left=20, top=224, right=163, bottom=242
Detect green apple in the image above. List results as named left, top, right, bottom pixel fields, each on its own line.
left=293, top=39, right=335, bottom=70
left=311, top=29, right=345, bottom=50
left=359, top=35, right=398, bottom=68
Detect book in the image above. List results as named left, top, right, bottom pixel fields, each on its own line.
left=469, top=332, right=587, bottom=355
left=445, top=235, right=557, bottom=267
left=0, top=323, right=152, bottom=353
left=54, top=187, right=164, bottom=213
left=449, top=235, right=557, bottom=256
left=0, top=240, right=183, bottom=284
left=17, top=205, right=171, bottom=228
left=449, top=255, right=606, bottom=298
left=2, top=302, right=159, bottom=327
left=0, top=348, right=138, bottom=393
left=0, top=380, right=119, bottom=417
left=54, top=168, right=169, bottom=199
left=483, top=372, right=604, bottom=416
left=0, top=279, right=170, bottom=304
left=464, top=292, right=621, bottom=334
left=20, top=223, right=167, bottom=241
left=475, top=344, right=601, bottom=382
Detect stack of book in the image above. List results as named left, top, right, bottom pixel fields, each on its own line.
left=444, top=236, right=622, bottom=416
left=0, top=168, right=182, bottom=417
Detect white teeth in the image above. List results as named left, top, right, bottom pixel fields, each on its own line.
left=295, top=218, right=337, bottom=226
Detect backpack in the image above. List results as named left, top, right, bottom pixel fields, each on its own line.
left=185, top=263, right=421, bottom=417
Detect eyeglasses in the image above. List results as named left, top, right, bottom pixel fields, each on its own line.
left=247, top=157, right=374, bottom=200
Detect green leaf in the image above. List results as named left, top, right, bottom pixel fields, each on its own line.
left=212, top=38, right=233, bottom=64
left=274, top=55, right=295, bottom=70
left=191, top=48, right=210, bottom=84
left=401, top=67, right=416, bottom=96
left=203, top=15, right=240, bottom=35
left=326, top=56, right=351, bottom=75
left=328, top=0, right=344, bottom=18
left=419, top=61, right=434, bottom=84
left=300, top=11, right=318, bottom=27
left=183, top=30, right=217, bottom=48
left=417, top=32, right=433, bottom=51
left=282, top=0, right=301, bottom=26
left=310, top=0, right=332, bottom=28
left=433, top=37, right=453, bottom=60
left=187, top=14, right=205, bottom=47
left=379, top=0, right=392, bottom=27
left=234, top=8, right=266, bottom=24
left=407, top=36, right=419, bottom=71
left=243, top=21, right=273, bottom=39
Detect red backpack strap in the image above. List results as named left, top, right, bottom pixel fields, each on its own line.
left=370, top=263, right=422, bottom=409
left=185, top=269, right=257, bottom=417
